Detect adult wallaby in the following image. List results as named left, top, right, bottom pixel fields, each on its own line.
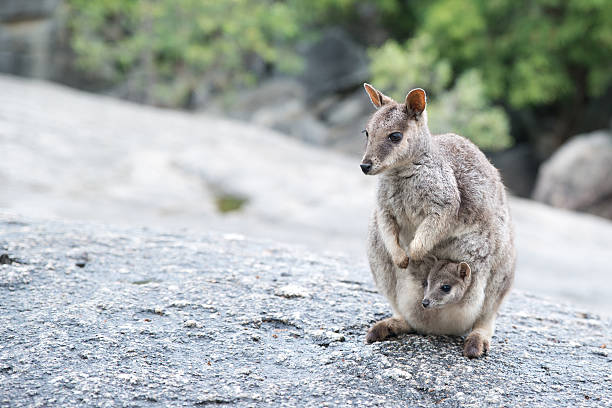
left=361, top=83, right=515, bottom=358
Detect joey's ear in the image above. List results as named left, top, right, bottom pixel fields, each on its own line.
left=405, top=88, right=427, bottom=116
left=425, top=254, right=438, bottom=266
left=458, top=262, right=471, bottom=280
left=363, top=83, right=394, bottom=109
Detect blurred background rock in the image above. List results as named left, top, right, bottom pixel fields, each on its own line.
left=3, top=0, right=611, bottom=200
left=1, top=0, right=611, bottom=314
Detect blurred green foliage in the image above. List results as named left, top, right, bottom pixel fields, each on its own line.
left=420, top=0, right=612, bottom=107
left=369, top=34, right=511, bottom=150
left=67, top=0, right=303, bottom=106
left=65, top=0, right=612, bottom=150
left=65, top=0, right=393, bottom=106
left=369, top=34, right=452, bottom=97
left=427, top=71, right=512, bottom=151
left=370, top=0, right=612, bottom=150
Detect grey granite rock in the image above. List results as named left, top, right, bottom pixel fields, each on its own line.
left=0, top=0, right=62, bottom=79
left=300, top=29, right=369, bottom=101
left=0, top=0, right=61, bottom=22
left=1, top=75, right=612, bottom=318
left=0, top=212, right=610, bottom=407
left=534, top=131, right=612, bottom=220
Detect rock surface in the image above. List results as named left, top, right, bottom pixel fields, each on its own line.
left=225, top=78, right=372, bottom=151
left=488, top=144, right=539, bottom=197
left=533, top=131, right=612, bottom=220
left=300, top=29, right=369, bottom=101
left=0, top=212, right=610, bottom=407
left=1, top=74, right=612, bottom=318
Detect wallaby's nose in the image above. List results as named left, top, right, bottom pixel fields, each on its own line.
left=360, top=162, right=372, bottom=174
left=422, top=299, right=430, bottom=308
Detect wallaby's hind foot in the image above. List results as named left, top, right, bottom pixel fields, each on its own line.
left=464, top=313, right=496, bottom=358
left=366, top=317, right=412, bottom=344
left=463, top=331, right=490, bottom=358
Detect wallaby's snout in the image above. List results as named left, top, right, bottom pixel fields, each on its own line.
left=360, top=161, right=372, bottom=174
left=421, top=298, right=431, bottom=308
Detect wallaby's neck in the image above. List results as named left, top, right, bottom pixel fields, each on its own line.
left=410, top=122, right=437, bottom=162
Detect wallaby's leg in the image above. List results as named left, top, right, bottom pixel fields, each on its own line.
left=464, top=258, right=514, bottom=358
left=464, top=312, right=496, bottom=358
left=463, top=262, right=498, bottom=358
left=366, top=316, right=413, bottom=344
left=377, top=210, right=409, bottom=268
left=409, top=211, right=454, bottom=261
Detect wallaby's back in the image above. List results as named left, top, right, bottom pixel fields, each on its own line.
left=435, top=133, right=508, bottom=226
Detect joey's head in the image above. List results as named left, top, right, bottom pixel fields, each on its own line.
left=360, top=83, right=430, bottom=175
left=421, top=261, right=472, bottom=310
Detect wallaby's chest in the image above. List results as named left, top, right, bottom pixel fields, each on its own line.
left=378, top=172, right=431, bottom=227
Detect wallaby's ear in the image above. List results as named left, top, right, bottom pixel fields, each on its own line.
left=458, top=262, right=471, bottom=280
left=425, top=254, right=438, bottom=265
left=405, top=88, right=427, bottom=116
left=364, top=83, right=394, bottom=109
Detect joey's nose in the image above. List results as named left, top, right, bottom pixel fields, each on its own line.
left=422, top=299, right=430, bottom=308
left=360, top=163, right=372, bottom=174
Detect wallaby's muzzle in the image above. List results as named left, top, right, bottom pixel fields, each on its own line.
left=360, top=161, right=372, bottom=174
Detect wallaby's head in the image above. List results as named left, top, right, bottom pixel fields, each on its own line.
left=421, top=260, right=471, bottom=309
left=360, top=83, right=430, bottom=175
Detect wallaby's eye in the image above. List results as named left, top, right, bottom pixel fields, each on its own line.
left=422, top=280, right=428, bottom=288
left=362, top=129, right=368, bottom=138
left=441, top=284, right=451, bottom=293
left=388, top=132, right=402, bottom=143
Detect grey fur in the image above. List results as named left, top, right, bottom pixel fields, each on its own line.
left=420, top=259, right=472, bottom=309
left=361, top=84, right=515, bottom=358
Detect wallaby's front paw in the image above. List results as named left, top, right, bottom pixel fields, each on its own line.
left=463, top=332, right=490, bottom=359
left=409, top=239, right=427, bottom=261
left=393, top=252, right=410, bottom=269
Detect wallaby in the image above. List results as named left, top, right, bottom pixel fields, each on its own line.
left=366, top=257, right=472, bottom=343
left=361, top=83, right=515, bottom=358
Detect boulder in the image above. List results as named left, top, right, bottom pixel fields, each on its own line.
left=221, top=78, right=329, bottom=145
left=487, top=144, right=539, bottom=197
left=300, top=29, right=369, bottom=101
left=0, top=0, right=62, bottom=79
left=322, top=89, right=373, bottom=155
left=0, top=213, right=610, bottom=406
left=1, top=74, right=612, bottom=319
left=229, top=78, right=307, bottom=120
left=251, top=99, right=329, bottom=145
left=324, top=90, right=371, bottom=127
left=0, top=0, right=61, bottom=22
left=533, top=131, right=612, bottom=219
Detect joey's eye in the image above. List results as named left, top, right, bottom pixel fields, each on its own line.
left=362, top=129, right=368, bottom=138
left=422, top=280, right=428, bottom=288
left=388, top=132, right=402, bottom=143
left=441, top=284, right=451, bottom=293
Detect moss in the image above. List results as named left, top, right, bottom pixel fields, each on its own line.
left=215, top=194, right=248, bottom=213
